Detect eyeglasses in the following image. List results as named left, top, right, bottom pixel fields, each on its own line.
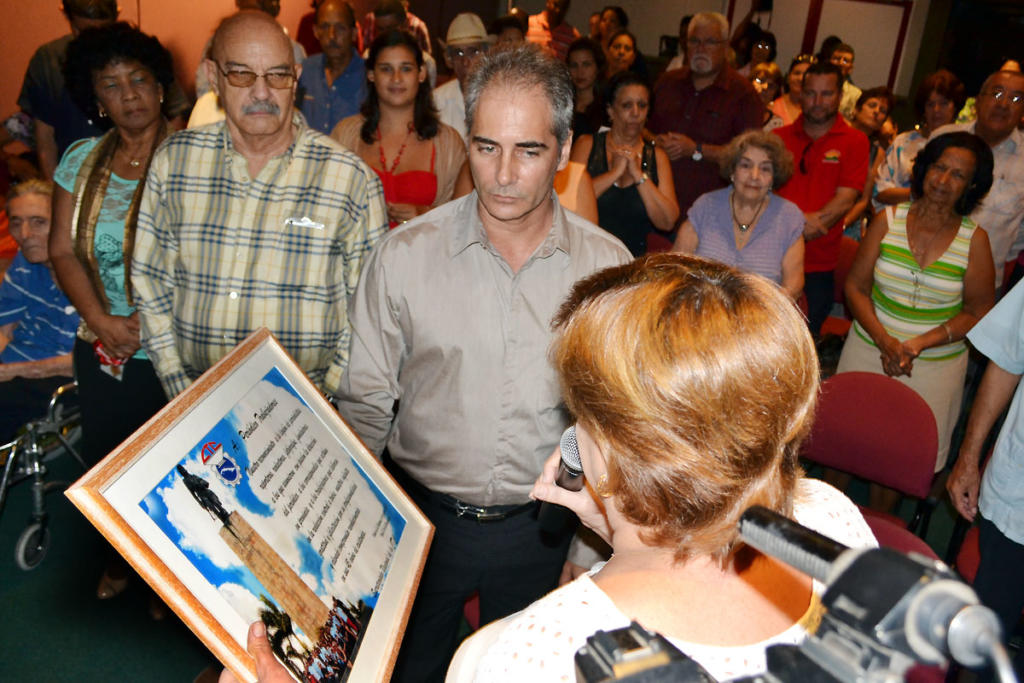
left=983, top=87, right=1024, bottom=105
left=448, top=46, right=486, bottom=60
left=214, top=62, right=296, bottom=89
left=799, top=140, right=814, bottom=175
left=686, top=37, right=725, bottom=49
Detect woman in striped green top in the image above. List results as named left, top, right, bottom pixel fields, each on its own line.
left=838, top=132, right=995, bottom=494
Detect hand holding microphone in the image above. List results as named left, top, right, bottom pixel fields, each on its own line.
left=534, top=426, right=612, bottom=542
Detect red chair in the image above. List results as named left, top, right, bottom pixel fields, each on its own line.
left=954, top=526, right=981, bottom=583
left=803, top=371, right=939, bottom=537
left=819, top=236, right=861, bottom=338
left=463, top=591, right=480, bottom=631
left=864, top=513, right=939, bottom=561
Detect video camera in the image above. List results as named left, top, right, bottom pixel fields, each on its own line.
left=574, top=507, right=1017, bottom=683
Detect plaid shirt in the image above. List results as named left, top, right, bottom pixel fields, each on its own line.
left=133, top=114, right=387, bottom=398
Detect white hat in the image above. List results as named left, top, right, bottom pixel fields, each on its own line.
left=442, top=13, right=494, bottom=48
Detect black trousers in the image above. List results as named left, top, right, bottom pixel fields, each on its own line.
left=73, top=338, right=167, bottom=464
left=975, top=516, right=1024, bottom=678
left=387, top=461, right=572, bottom=683
left=0, top=374, right=73, bottom=443
left=804, top=270, right=835, bottom=338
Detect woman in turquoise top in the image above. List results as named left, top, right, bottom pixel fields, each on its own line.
left=48, top=22, right=175, bottom=604
left=839, top=132, right=995, bottom=501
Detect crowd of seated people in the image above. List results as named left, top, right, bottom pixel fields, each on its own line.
left=5, top=2, right=1024, bottom=682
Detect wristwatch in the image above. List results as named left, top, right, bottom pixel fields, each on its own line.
left=691, top=142, right=703, bottom=162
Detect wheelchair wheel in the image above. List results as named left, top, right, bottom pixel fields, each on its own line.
left=15, top=522, right=50, bottom=570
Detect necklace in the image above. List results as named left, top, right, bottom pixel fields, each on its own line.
left=906, top=209, right=948, bottom=266
left=117, top=145, right=143, bottom=168
left=607, top=133, right=643, bottom=158
left=730, top=191, right=768, bottom=233
left=377, top=123, right=414, bottom=174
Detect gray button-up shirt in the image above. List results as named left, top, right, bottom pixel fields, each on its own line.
left=336, top=192, right=631, bottom=506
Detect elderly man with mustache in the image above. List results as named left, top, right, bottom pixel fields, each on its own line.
left=648, top=11, right=763, bottom=222
left=131, top=9, right=387, bottom=400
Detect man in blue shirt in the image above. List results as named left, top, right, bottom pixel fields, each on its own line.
left=949, top=278, right=1024, bottom=675
left=296, top=0, right=367, bottom=135
left=0, top=180, right=79, bottom=442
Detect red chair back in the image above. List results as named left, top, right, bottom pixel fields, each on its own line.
left=864, top=513, right=939, bottom=561
left=803, top=372, right=938, bottom=498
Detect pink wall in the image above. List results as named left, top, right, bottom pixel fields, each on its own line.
left=0, top=1, right=375, bottom=121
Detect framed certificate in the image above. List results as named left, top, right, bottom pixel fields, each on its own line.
left=67, top=328, right=432, bottom=682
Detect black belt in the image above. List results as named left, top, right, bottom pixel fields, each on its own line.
left=384, top=453, right=537, bottom=523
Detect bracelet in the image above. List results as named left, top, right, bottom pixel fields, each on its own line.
left=941, top=322, right=953, bottom=343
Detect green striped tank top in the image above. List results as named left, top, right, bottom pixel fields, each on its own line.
left=853, top=203, right=974, bottom=360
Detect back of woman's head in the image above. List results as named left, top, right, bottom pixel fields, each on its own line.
left=360, top=29, right=438, bottom=143
left=552, top=254, right=818, bottom=564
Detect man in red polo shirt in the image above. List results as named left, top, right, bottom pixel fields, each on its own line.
left=774, top=60, right=868, bottom=336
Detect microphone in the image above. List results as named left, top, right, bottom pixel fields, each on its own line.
left=537, top=426, right=585, bottom=536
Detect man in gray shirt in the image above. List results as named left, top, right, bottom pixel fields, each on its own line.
left=336, top=45, right=631, bottom=682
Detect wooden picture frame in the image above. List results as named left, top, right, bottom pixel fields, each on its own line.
left=67, top=328, right=433, bottom=682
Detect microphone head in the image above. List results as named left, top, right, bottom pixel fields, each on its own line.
left=559, top=425, right=582, bottom=475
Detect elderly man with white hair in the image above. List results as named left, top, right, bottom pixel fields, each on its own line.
left=648, top=11, right=763, bottom=220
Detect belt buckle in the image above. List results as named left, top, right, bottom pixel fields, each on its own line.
left=453, top=499, right=482, bottom=520
left=474, top=507, right=506, bottom=523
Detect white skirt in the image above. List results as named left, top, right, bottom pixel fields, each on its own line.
left=836, top=330, right=968, bottom=472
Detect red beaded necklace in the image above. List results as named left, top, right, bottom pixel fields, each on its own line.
left=377, top=123, right=414, bottom=174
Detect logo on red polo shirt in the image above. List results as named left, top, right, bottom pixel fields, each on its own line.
left=823, top=149, right=842, bottom=163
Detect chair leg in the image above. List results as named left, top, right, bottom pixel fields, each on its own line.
left=0, top=441, right=21, bottom=515
left=907, top=497, right=937, bottom=540
left=945, top=515, right=972, bottom=566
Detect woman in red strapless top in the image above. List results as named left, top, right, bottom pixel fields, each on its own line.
left=331, top=30, right=467, bottom=228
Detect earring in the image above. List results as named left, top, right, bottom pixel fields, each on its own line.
left=98, top=107, right=107, bottom=118
left=159, top=94, right=164, bottom=104
left=595, top=474, right=612, bottom=498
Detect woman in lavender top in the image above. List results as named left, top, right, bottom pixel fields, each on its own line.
left=674, top=130, right=804, bottom=299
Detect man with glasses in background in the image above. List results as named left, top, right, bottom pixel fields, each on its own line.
left=829, top=43, right=861, bottom=121
left=932, top=69, right=1024, bottom=291
left=773, top=60, right=868, bottom=336
left=433, top=13, right=493, bottom=140
left=648, top=11, right=762, bottom=223
left=131, top=10, right=387, bottom=400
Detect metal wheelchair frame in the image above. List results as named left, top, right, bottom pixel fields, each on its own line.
left=0, top=382, right=86, bottom=570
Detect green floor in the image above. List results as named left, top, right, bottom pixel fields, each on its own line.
left=0, top=445, right=967, bottom=680
left=0, top=450, right=214, bottom=681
